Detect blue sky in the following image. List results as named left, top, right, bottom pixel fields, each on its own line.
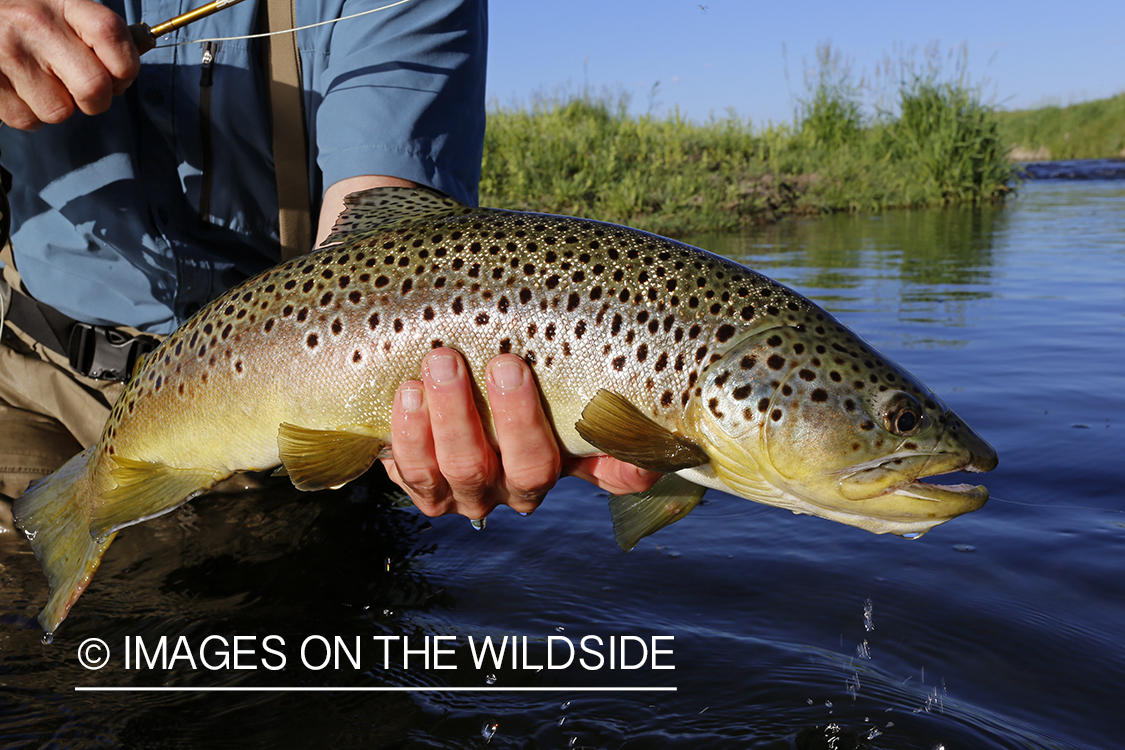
left=486, top=0, right=1125, bottom=124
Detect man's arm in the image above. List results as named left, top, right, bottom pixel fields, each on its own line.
left=318, top=177, right=661, bottom=519
left=0, top=0, right=138, bottom=130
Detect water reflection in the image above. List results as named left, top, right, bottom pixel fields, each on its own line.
left=688, top=206, right=1004, bottom=349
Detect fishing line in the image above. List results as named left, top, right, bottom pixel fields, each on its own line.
left=991, top=497, right=1124, bottom=514
left=153, top=0, right=414, bottom=49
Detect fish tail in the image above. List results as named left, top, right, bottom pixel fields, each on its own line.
left=11, top=447, right=115, bottom=636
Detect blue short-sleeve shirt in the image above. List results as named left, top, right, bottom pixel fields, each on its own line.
left=0, top=0, right=487, bottom=334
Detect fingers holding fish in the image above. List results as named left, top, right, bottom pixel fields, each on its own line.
left=383, top=348, right=501, bottom=519
left=484, top=354, right=562, bottom=515
left=564, top=455, right=662, bottom=497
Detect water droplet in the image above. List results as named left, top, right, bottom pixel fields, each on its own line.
left=863, top=598, right=875, bottom=632
left=24, top=530, right=36, bottom=541
left=517, top=511, right=530, bottom=517
left=555, top=625, right=565, bottom=632
left=902, top=531, right=922, bottom=540
left=482, top=722, right=499, bottom=742
left=41, top=631, right=54, bottom=646
left=470, top=518, right=486, bottom=531
left=558, top=717, right=566, bottom=727
left=485, top=674, right=497, bottom=685
left=560, top=701, right=570, bottom=710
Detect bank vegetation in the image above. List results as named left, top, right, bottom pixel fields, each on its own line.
left=481, top=46, right=1017, bottom=236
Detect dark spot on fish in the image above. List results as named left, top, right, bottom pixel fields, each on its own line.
left=767, top=354, right=785, bottom=370
left=708, top=398, right=724, bottom=418
left=320, top=291, right=333, bottom=306
left=307, top=333, right=318, bottom=349
left=302, top=279, right=315, bottom=293
left=545, top=323, right=556, bottom=340
left=296, top=308, right=308, bottom=322
left=452, top=297, right=463, bottom=315
left=575, top=320, right=587, bottom=338
left=368, top=313, right=380, bottom=329
left=394, top=319, right=404, bottom=333
left=567, top=292, right=580, bottom=312
left=781, top=384, right=793, bottom=397
left=844, top=399, right=855, bottom=411
left=771, top=409, right=783, bottom=421
left=498, top=296, right=511, bottom=314
left=475, top=312, right=490, bottom=326
left=221, top=323, right=232, bottom=340
left=662, top=390, right=673, bottom=406
left=810, top=388, right=828, bottom=402
left=860, top=421, right=875, bottom=431
left=799, top=369, right=816, bottom=381
left=331, top=318, right=343, bottom=335
left=715, top=324, right=736, bottom=342
left=236, top=309, right=247, bottom=320
left=235, top=360, right=243, bottom=373
left=520, top=288, right=532, bottom=305
left=612, top=355, right=626, bottom=371
left=758, top=398, right=770, bottom=413
left=284, top=279, right=296, bottom=291
left=732, top=385, right=752, bottom=400
left=499, top=338, right=512, bottom=354
left=283, top=305, right=294, bottom=317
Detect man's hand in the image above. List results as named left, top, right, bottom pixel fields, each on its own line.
left=0, top=0, right=139, bottom=130
left=381, top=348, right=661, bottom=520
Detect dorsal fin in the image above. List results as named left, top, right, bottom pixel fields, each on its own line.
left=322, top=186, right=477, bottom=246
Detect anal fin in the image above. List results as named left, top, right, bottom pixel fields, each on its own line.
left=608, top=473, right=708, bottom=551
left=92, top=456, right=223, bottom=540
left=278, top=423, right=386, bottom=491
left=575, top=389, right=709, bottom=472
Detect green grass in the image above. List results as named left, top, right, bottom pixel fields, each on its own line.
left=481, top=49, right=1016, bottom=236
left=997, top=92, right=1125, bottom=161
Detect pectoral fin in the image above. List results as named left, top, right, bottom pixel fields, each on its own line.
left=575, top=389, right=709, bottom=472
left=277, top=423, right=386, bottom=491
left=608, top=473, right=707, bottom=551
left=91, top=456, right=223, bottom=540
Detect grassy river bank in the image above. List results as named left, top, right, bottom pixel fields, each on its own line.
left=481, top=55, right=1120, bottom=237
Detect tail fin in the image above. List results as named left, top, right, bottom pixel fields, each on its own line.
left=11, top=447, right=115, bottom=637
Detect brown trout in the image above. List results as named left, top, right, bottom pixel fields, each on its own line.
left=14, top=187, right=997, bottom=635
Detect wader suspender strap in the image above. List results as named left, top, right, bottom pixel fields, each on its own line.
left=266, top=0, right=312, bottom=261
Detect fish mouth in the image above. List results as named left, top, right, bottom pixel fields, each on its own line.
left=834, top=447, right=996, bottom=527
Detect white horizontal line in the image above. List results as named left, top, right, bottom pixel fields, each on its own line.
left=75, top=686, right=676, bottom=693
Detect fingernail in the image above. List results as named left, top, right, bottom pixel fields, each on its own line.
left=491, top=360, right=525, bottom=392
left=427, top=353, right=458, bottom=384
left=400, top=385, right=423, bottom=412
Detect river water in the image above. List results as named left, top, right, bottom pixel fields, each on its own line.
left=1, top=170, right=1122, bottom=749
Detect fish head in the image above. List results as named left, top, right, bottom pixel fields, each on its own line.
left=693, top=321, right=998, bottom=537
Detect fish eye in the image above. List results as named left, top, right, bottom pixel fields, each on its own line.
left=883, top=393, right=923, bottom=437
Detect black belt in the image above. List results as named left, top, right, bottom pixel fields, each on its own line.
left=3, top=291, right=159, bottom=382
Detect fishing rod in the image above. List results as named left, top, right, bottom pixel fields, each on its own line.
left=128, top=0, right=249, bottom=54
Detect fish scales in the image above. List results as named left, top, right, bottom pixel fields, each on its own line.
left=107, top=208, right=800, bottom=461
left=13, top=187, right=998, bottom=635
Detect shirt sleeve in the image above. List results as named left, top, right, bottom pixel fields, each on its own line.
left=310, top=0, right=488, bottom=207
